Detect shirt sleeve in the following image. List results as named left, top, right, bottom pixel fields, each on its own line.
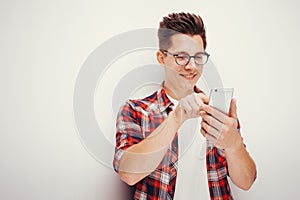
left=112, top=101, right=144, bottom=173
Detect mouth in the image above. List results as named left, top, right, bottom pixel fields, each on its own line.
left=180, top=73, right=197, bottom=80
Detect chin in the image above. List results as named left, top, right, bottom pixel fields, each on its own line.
left=186, top=78, right=200, bottom=88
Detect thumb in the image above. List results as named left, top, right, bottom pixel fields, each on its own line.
left=229, top=98, right=238, bottom=119
left=194, top=85, right=204, bottom=94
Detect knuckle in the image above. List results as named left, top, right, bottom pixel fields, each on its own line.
left=228, top=118, right=236, bottom=127
left=199, top=103, right=204, bottom=110
left=188, top=93, right=194, bottom=99
left=202, top=123, right=206, bottom=130
left=200, top=128, right=206, bottom=136
left=217, top=134, right=223, bottom=142
left=195, top=93, right=202, bottom=99
left=233, top=119, right=238, bottom=127
left=181, top=103, right=187, bottom=109
left=200, top=93, right=208, bottom=101
left=181, top=99, right=187, bottom=105
left=207, top=116, right=212, bottom=124
left=227, top=119, right=234, bottom=126
left=210, top=127, right=215, bottom=135
left=221, top=126, right=229, bottom=134
left=187, top=106, right=192, bottom=112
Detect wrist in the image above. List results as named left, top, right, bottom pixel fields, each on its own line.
left=170, top=110, right=182, bottom=126
left=224, top=137, right=245, bottom=155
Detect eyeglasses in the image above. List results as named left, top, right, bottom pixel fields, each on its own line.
left=161, top=49, right=210, bottom=66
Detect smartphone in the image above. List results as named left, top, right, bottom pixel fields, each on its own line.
left=207, top=88, right=234, bottom=148
left=209, top=88, right=234, bottom=115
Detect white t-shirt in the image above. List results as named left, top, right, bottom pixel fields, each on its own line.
left=167, top=94, right=210, bottom=200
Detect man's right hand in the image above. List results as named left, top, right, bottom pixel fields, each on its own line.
left=174, top=92, right=209, bottom=124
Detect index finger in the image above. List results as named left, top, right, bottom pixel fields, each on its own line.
left=201, top=104, right=228, bottom=123
left=196, top=93, right=209, bottom=105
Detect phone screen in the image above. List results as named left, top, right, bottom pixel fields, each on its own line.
left=208, top=88, right=234, bottom=114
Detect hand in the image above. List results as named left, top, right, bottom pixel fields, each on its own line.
left=200, top=99, right=243, bottom=151
left=174, top=92, right=209, bottom=124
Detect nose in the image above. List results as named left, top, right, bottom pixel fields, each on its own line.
left=184, top=58, right=197, bottom=70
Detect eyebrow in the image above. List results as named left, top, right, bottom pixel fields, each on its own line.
left=174, top=51, right=205, bottom=55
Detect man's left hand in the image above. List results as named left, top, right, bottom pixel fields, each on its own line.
left=200, top=99, right=243, bottom=151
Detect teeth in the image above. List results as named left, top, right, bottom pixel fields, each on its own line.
left=184, top=75, right=194, bottom=78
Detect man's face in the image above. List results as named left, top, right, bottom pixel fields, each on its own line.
left=161, top=34, right=205, bottom=93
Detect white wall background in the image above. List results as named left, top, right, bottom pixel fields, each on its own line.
left=1, top=0, right=300, bottom=199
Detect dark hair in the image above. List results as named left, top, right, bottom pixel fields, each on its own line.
left=158, top=12, right=207, bottom=50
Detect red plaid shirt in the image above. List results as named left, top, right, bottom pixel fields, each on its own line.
left=113, top=86, right=234, bottom=200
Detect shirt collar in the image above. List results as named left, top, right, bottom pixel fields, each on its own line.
left=157, top=82, right=204, bottom=112
left=157, top=82, right=173, bottom=112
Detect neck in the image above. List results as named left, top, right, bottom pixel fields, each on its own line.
left=163, top=82, right=194, bottom=100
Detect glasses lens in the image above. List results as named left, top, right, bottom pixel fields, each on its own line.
left=175, top=54, right=190, bottom=66
left=194, top=53, right=208, bottom=65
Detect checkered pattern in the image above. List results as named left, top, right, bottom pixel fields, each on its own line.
left=113, top=86, right=234, bottom=200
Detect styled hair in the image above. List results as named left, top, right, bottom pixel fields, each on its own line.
left=158, top=12, right=207, bottom=50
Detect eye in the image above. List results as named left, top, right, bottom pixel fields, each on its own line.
left=176, top=54, right=189, bottom=61
left=195, top=53, right=204, bottom=60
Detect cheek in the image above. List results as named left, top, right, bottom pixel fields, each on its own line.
left=199, top=66, right=204, bottom=74
left=164, top=57, right=176, bottom=67
left=166, top=65, right=181, bottom=75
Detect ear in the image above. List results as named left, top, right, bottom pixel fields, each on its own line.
left=156, top=50, right=166, bottom=67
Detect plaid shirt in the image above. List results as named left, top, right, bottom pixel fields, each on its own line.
left=113, top=86, right=234, bottom=200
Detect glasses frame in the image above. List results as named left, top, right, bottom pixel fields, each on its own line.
left=160, top=49, right=210, bottom=66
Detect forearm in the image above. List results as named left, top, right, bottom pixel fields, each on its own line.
left=225, top=139, right=257, bottom=190
left=118, top=111, right=180, bottom=185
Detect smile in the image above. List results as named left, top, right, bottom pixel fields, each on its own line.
left=180, top=74, right=197, bottom=80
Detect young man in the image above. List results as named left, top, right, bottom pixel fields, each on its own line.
left=113, top=12, right=256, bottom=200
